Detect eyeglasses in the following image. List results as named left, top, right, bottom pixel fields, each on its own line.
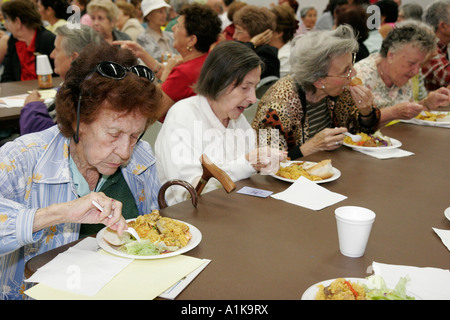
left=326, top=52, right=356, bottom=80
left=73, top=61, right=154, bottom=143
left=94, top=61, right=155, bottom=82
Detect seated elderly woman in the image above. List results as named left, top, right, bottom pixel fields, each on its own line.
left=137, top=0, right=177, bottom=63
left=252, top=25, right=380, bottom=160
left=1, top=0, right=56, bottom=82
left=155, top=41, right=287, bottom=205
left=115, top=3, right=221, bottom=120
left=270, top=5, right=299, bottom=77
left=232, top=5, right=280, bottom=79
left=354, top=20, right=450, bottom=126
left=0, top=42, right=162, bottom=300
left=87, top=0, right=131, bottom=43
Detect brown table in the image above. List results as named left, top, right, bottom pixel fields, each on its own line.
left=25, top=118, right=450, bottom=300
left=0, top=78, right=63, bottom=130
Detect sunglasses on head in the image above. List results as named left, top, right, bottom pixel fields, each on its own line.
left=73, top=61, right=154, bottom=144
left=94, top=61, right=156, bottom=82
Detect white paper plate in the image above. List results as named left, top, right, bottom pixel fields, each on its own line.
left=415, top=111, right=450, bottom=125
left=96, top=219, right=202, bottom=260
left=301, top=277, right=421, bottom=300
left=270, top=161, right=341, bottom=184
left=343, top=137, right=402, bottom=151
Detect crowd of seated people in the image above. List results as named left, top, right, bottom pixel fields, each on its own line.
left=0, top=0, right=449, bottom=300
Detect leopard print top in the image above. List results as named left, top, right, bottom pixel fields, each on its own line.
left=251, top=75, right=380, bottom=152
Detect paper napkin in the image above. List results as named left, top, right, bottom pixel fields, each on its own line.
left=271, top=176, right=347, bottom=211
left=432, top=228, right=450, bottom=252
left=355, top=148, right=414, bottom=159
left=372, top=261, right=450, bottom=300
left=25, top=237, right=208, bottom=300
left=25, top=246, right=133, bottom=296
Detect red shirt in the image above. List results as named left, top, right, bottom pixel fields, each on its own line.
left=162, top=53, right=208, bottom=103
left=15, top=30, right=38, bottom=81
left=421, top=40, right=450, bottom=91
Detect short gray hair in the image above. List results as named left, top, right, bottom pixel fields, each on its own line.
left=379, top=20, right=437, bottom=57
left=424, top=0, right=450, bottom=31
left=55, top=25, right=103, bottom=57
left=300, top=6, right=316, bottom=18
left=290, top=25, right=358, bottom=93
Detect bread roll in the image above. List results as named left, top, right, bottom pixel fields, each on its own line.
left=306, top=159, right=334, bottom=179
left=103, top=227, right=126, bottom=246
left=350, top=77, right=362, bottom=86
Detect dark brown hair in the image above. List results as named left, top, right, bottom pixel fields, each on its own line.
left=180, top=3, right=221, bottom=53
left=55, top=42, right=162, bottom=138
left=2, top=0, right=42, bottom=29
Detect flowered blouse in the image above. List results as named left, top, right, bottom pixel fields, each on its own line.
left=353, top=54, right=428, bottom=108
left=0, top=126, right=161, bottom=299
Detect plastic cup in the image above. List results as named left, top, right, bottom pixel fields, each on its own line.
left=36, top=55, right=53, bottom=88
left=36, top=55, right=53, bottom=75
left=335, top=206, right=376, bottom=258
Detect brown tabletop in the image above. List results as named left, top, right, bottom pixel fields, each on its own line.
left=24, top=118, right=450, bottom=300
left=0, top=78, right=63, bottom=130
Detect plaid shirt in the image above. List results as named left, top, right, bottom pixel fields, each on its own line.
left=422, top=40, right=450, bottom=91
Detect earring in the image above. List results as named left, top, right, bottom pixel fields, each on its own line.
left=322, top=85, right=326, bottom=89
left=187, top=46, right=193, bottom=52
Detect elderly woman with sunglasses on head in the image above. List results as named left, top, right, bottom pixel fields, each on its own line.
left=155, top=41, right=287, bottom=206
left=0, top=42, right=162, bottom=300
left=252, top=25, right=380, bottom=160
left=354, top=20, right=450, bottom=126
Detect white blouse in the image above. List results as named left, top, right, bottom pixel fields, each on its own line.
left=155, top=95, right=256, bottom=205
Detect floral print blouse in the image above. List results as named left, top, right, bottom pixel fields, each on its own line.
left=353, top=53, right=427, bottom=109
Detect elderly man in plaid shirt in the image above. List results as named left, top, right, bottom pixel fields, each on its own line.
left=422, top=0, right=450, bottom=91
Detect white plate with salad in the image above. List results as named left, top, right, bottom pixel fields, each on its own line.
left=301, top=275, right=421, bottom=300
left=96, top=220, right=202, bottom=260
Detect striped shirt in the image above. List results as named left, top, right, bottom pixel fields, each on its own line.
left=306, top=98, right=331, bottom=138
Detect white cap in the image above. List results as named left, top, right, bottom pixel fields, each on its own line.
left=36, top=54, right=53, bottom=75
left=141, top=0, right=170, bottom=18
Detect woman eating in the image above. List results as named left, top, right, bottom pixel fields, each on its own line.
left=252, top=25, right=380, bottom=160
left=354, top=20, right=450, bottom=126
left=0, top=42, right=162, bottom=300
left=155, top=41, right=287, bottom=205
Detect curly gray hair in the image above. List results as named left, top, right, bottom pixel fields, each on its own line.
left=424, top=0, right=450, bottom=32
left=290, top=25, right=358, bottom=93
left=379, top=20, right=437, bottom=57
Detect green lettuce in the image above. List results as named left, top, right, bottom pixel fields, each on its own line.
left=362, top=275, right=415, bottom=300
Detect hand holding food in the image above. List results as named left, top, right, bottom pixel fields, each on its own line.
left=349, top=83, right=375, bottom=115
left=246, top=147, right=288, bottom=173
left=102, top=210, right=192, bottom=256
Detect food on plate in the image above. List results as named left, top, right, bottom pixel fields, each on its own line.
left=343, top=130, right=392, bottom=147
left=415, top=111, right=450, bottom=122
left=102, top=210, right=192, bottom=256
left=316, top=278, right=366, bottom=300
left=349, top=76, right=363, bottom=86
left=314, top=275, right=415, bottom=300
left=103, top=227, right=128, bottom=246
left=276, top=159, right=334, bottom=181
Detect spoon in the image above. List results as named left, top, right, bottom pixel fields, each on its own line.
left=344, top=132, right=362, bottom=142
left=92, top=200, right=141, bottom=242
